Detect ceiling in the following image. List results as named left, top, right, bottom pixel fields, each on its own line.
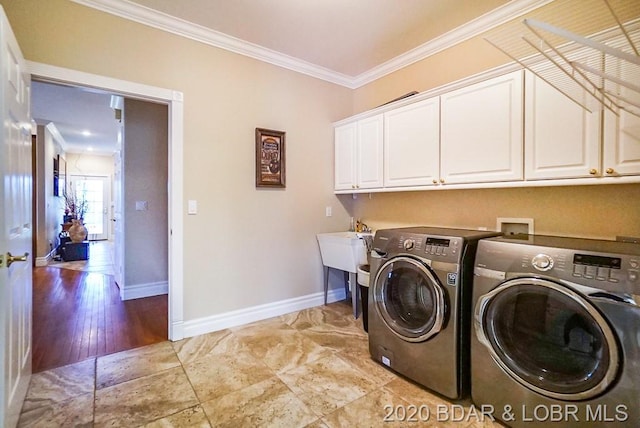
left=124, top=0, right=511, bottom=77
left=33, top=0, right=542, bottom=154
left=32, top=81, right=121, bottom=155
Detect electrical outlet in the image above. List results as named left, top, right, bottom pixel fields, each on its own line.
left=325, top=206, right=332, bottom=217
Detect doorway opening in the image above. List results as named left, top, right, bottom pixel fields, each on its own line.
left=29, top=62, right=184, bottom=371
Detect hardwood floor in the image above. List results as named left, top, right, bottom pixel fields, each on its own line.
left=32, top=266, right=168, bottom=373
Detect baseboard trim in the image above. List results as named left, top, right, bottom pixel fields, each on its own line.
left=35, top=250, right=55, bottom=267
left=121, top=280, right=168, bottom=300
left=181, top=288, right=347, bottom=339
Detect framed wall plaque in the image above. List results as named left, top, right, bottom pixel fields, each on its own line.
left=255, top=128, right=286, bottom=188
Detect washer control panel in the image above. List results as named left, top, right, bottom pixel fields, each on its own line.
left=394, top=234, right=463, bottom=263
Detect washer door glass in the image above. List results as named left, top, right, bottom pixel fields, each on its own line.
left=373, top=256, right=446, bottom=342
left=476, top=278, right=619, bottom=401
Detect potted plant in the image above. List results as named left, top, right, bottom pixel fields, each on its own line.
left=63, top=189, right=88, bottom=222
left=63, top=189, right=88, bottom=242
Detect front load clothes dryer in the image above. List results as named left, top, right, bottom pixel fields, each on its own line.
left=471, top=235, right=640, bottom=427
left=368, top=227, right=499, bottom=399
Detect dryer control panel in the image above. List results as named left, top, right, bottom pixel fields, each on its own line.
left=475, top=235, right=640, bottom=294
left=572, top=253, right=627, bottom=283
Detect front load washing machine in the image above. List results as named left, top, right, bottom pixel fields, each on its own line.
left=471, top=235, right=640, bottom=427
left=368, top=227, right=499, bottom=399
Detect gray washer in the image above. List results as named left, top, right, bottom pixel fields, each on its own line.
left=368, top=226, right=499, bottom=399
left=471, top=235, right=640, bottom=427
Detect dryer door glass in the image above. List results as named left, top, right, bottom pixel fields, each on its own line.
left=373, top=256, right=446, bottom=342
left=477, top=278, right=619, bottom=401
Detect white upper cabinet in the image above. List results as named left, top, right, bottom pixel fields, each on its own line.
left=604, top=109, right=640, bottom=176
left=603, top=58, right=640, bottom=177
left=334, top=65, right=640, bottom=194
left=384, top=97, right=440, bottom=187
left=356, top=114, right=384, bottom=189
left=334, top=114, right=384, bottom=191
left=525, top=71, right=601, bottom=180
left=440, top=70, right=524, bottom=185
left=334, top=122, right=357, bottom=191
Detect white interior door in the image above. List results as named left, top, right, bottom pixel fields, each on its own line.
left=70, top=175, right=110, bottom=240
left=0, top=9, right=32, bottom=428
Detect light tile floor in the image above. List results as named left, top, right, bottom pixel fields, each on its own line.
left=48, top=240, right=115, bottom=276
left=18, top=302, right=505, bottom=427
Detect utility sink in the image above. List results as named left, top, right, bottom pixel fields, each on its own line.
left=316, top=231, right=371, bottom=273
left=317, top=231, right=374, bottom=318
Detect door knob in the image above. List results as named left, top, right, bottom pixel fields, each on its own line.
left=5, top=252, right=29, bottom=268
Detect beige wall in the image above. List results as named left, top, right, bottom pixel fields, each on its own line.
left=123, top=98, right=168, bottom=289
left=2, top=0, right=353, bottom=321
left=351, top=184, right=640, bottom=240
left=34, top=125, right=46, bottom=259
left=40, top=125, right=65, bottom=258
left=66, top=152, right=114, bottom=177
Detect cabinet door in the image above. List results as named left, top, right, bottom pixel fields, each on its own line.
left=357, top=114, right=384, bottom=189
left=440, top=70, right=523, bottom=184
left=525, top=71, right=600, bottom=179
left=603, top=59, right=640, bottom=176
left=384, top=97, right=440, bottom=187
left=334, top=122, right=357, bottom=190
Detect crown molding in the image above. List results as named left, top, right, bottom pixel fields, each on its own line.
left=71, top=0, right=552, bottom=89
left=44, top=122, right=68, bottom=152
left=352, top=0, right=554, bottom=87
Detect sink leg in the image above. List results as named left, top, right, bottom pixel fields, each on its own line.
left=343, top=271, right=349, bottom=301
left=350, top=272, right=360, bottom=319
left=323, top=266, right=329, bottom=305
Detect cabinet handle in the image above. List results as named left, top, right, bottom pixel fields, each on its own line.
left=589, top=169, right=598, bottom=175
left=439, top=178, right=445, bottom=184
left=432, top=179, right=438, bottom=184
left=356, top=185, right=360, bottom=189
left=351, top=185, right=355, bottom=189
left=606, top=168, right=615, bottom=175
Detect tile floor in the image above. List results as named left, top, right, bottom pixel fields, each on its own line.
left=18, top=301, right=505, bottom=427
left=49, top=240, right=115, bottom=276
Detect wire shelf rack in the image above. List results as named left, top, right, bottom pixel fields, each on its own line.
left=484, top=0, right=640, bottom=117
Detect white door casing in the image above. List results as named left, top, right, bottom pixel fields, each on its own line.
left=26, top=61, right=185, bottom=341
left=0, top=7, right=32, bottom=427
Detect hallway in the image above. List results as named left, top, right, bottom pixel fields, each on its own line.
left=48, top=240, right=115, bottom=276
left=33, top=241, right=168, bottom=373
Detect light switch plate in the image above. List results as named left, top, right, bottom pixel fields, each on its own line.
left=188, top=200, right=198, bottom=215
